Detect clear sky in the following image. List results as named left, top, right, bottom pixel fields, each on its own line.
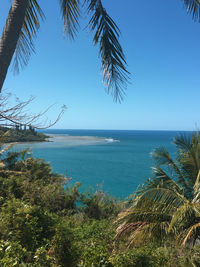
left=1, top=0, right=200, bottom=130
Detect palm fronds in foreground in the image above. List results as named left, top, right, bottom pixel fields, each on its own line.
left=115, top=132, right=200, bottom=248
left=10, top=0, right=129, bottom=101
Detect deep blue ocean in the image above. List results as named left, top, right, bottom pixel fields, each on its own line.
left=12, top=129, right=188, bottom=198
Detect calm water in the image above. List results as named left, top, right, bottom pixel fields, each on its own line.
left=12, top=130, right=188, bottom=198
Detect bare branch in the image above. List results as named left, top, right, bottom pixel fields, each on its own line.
left=0, top=93, right=66, bottom=129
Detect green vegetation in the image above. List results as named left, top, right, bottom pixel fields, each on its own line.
left=0, top=126, right=48, bottom=142
left=115, top=133, right=200, bottom=249
left=0, top=1, right=129, bottom=101
left=0, top=133, right=200, bottom=266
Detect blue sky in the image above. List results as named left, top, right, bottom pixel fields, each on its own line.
left=1, top=0, right=200, bottom=130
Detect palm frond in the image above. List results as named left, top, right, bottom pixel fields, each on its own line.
left=141, top=221, right=171, bottom=242
left=152, top=144, right=198, bottom=196
left=152, top=166, right=189, bottom=196
left=138, top=187, right=186, bottom=210
left=175, top=133, right=200, bottom=188
left=169, top=203, right=194, bottom=232
left=182, top=222, right=200, bottom=247
left=138, top=168, right=183, bottom=195
left=152, top=147, right=187, bottom=185
left=123, top=221, right=170, bottom=248
left=152, top=147, right=173, bottom=166
left=59, top=0, right=80, bottom=39
left=173, top=133, right=193, bottom=152
left=115, top=221, right=148, bottom=240
left=192, top=202, right=200, bottom=215
left=115, top=206, right=171, bottom=248
left=115, top=187, right=185, bottom=247
left=12, top=0, right=44, bottom=73
left=115, top=132, right=200, bottom=248
left=194, top=170, right=200, bottom=195
left=87, top=0, right=130, bottom=102
left=183, top=0, right=200, bottom=21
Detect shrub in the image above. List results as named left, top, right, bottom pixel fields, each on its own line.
left=73, top=218, right=115, bottom=266
left=111, top=246, right=159, bottom=267
left=49, top=222, right=77, bottom=267
left=80, top=189, right=121, bottom=219
left=0, top=198, right=57, bottom=251
left=0, top=240, right=30, bottom=266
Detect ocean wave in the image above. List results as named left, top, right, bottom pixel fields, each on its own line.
left=104, top=138, right=120, bottom=143
left=48, top=135, right=120, bottom=144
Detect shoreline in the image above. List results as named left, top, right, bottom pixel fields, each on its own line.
left=45, top=133, right=119, bottom=144
left=45, top=133, right=108, bottom=143
left=10, top=133, right=119, bottom=147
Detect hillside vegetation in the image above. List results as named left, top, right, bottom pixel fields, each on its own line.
left=0, top=126, right=48, bottom=142
left=0, top=133, right=199, bottom=266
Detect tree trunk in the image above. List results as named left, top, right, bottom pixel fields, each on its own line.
left=0, top=0, right=29, bottom=92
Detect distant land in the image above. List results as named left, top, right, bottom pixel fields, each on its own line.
left=0, top=126, right=49, bottom=143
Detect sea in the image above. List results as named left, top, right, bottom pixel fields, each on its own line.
left=11, top=129, right=189, bottom=199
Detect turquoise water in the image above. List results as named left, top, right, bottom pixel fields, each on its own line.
left=12, top=130, right=187, bottom=198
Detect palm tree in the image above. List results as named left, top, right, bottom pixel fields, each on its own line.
left=115, top=132, right=200, bottom=248
left=0, top=0, right=130, bottom=101
left=1, top=1, right=200, bottom=100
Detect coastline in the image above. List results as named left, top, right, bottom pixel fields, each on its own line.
left=46, top=133, right=105, bottom=142
left=45, top=133, right=119, bottom=145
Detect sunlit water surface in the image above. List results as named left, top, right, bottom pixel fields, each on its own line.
left=12, top=129, right=189, bottom=198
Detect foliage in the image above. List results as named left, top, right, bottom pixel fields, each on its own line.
left=0, top=198, right=57, bottom=251
left=0, top=133, right=199, bottom=265
left=0, top=240, right=54, bottom=266
left=0, top=240, right=30, bottom=266
left=1, top=1, right=129, bottom=101
left=80, top=188, right=121, bottom=219
left=49, top=222, right=77, bottom=267
left=111, top=244, right=200, bottom=267
left=115, top=132, right=200, bottom=248
left=0, top=152, right=80, bottom=212
left=0, top=126, right=48, bottom=143
left=73, top=218, right=114, bottom=266
left=111, top=246, right=161, bottom=267
left=0, top=145, right=118, bottom=265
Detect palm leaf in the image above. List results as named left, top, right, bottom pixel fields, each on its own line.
left=152, top=166, right=191, bottom=197
left=115, top=203, right=172, bottom=248
left=152, top=147, right=188, bottom=188
left=138, top=187, right=186, bottom=210
left=87, top=0, right=130, bottom=102
left=193, top=170, right=200, bottom=195
left=12, top=0, right=44, bottom=73
left=175, top=133, right=200, bottom=175
left=169, top=203, right=194, bottom=232
left=115, top=132, right=200, bottom=249
left=173, top=133, right=193, bottom=152
left=59, top=0, right=80, bottom=39
left=182, top=222, right=200, bottom=247
left=183, top=0, right=200, bottom=21
left=175, top=133, right=200, bottom=189
left=115, top=186, right=186, bottom=247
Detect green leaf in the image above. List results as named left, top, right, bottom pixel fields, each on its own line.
left=12, top=0, right=44, bottom=73
left=59, top=0, right=80, bottom=39
left=184, top=0, right=200, bottom=21
left=87, top=0, right=130, bottom=102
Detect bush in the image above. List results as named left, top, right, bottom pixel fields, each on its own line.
left=0, top=198, right=57, bottom=251
left=0, top=240, right=29, bottom=266
left=49, top=222, right=77, bottom=267
left=111, top=246, right=159, bottom=267
left=80, top=189, right=121, bottom=219
left=73, top=218, right=115, bottom=266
